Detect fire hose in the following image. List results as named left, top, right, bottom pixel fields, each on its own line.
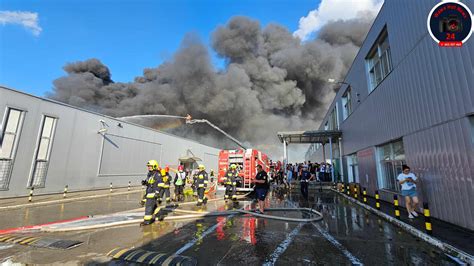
left=40, top=193, right=323, bottom=232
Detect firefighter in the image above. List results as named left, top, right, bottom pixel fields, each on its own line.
left=174, top=165, right=186, bottom=202
left=196, top=164, right=209, bottom=206
left=223, top=164, right=238, bottom=201
left=191, top=169, right=199, bottom=197
left=158, top=168, right=171, bottom=204
left=141, top=160, right=160, bottom=225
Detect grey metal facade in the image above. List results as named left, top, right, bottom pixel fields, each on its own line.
left=0, top=86, right=220, bottom=198
left=306, top=0, right=474, bottom=230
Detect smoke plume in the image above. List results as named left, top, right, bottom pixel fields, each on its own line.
left=48, top=14, right=375, bottom=159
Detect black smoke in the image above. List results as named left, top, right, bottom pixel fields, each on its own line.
left=48, top=15, right=375, bottom=157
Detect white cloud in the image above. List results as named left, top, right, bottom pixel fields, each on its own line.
left=293, top=0, right=383, bottom=41
left=0, top=11, right=42, bottom=36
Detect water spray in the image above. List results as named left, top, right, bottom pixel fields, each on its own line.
left=118, top=114, right=247, bottom=149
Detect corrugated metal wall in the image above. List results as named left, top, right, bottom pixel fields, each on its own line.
left=308, top=0, right=474, bottom=229
left=0, top=87, right=220, bottom=198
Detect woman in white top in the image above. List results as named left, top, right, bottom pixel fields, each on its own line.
left=397, top=165, right=419, bottom=219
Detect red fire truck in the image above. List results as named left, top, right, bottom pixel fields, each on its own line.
left=218, top=149, right=270, bottom=192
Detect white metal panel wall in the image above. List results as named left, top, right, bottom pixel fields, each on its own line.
left=404, top=118, right=474, bottom=230
left=0, top=87, right=220, bottom=198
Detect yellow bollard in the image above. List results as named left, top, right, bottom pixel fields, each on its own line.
left=346, top=184, right=350, bottom=196
left=63, top=185, right=68, bottom=198
left=423, top=202, right=433, bottom=235
left=375, top=190, right=381, bottom=210
left=353, top=186, right=358, bottom=199
left=110, top=182, right=113, bottom=193
left=128, top=181, right=131, bottom=191
left=393, top=194, right=400, bottom=219
left=363, top=187, right=367, bottom=203
left=28, top=188, right=34, bottom=202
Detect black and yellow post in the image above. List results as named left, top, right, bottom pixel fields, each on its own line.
left=375, top=190, right=381, bottom=210
left=353, top=186, right=358, bottom=199
left=63, top=185, right=68, bottom=198
left=341, top=183, right=345, bottom=193
left=393, top=194, right=400, bottom=219
left=423, top=202, right=433, bottom=235
left=110, top=182, right=113, bottom=193
left=28, top=188, right=34, bottom=202
left=128, top=181, right=131, bottom=191
left=346, top=184, right=350, bottom=196
left=362, top=187, right=367, bottom=203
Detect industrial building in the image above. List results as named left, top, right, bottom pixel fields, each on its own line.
left=305, top=0, right=474, bottom=230
left=0, top=86, right=220, bottom=198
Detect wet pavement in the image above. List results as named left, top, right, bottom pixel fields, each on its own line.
left=0, top=187, right=463, bottom=265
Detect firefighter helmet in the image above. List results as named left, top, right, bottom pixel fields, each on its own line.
left=146, top=160, right=159, bottom=170
left=178, top=165, right=184, bottom=171
left=198, top=164, right=205, bottom=170
left=230, top=164, right=237, bottom=170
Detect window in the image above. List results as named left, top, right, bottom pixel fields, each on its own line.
left=376, top=140, right=405, bottom=191
left=366, top=27, right=392, bottom=92
left=327, top=107, right=339, bottom=130
left=0, top=108, right=25, bottom=189
left=29, top=116, right=57, bottom=188
left=347, top=154, right=359, bottom=183
left=341, top=87, right=352, bottom=120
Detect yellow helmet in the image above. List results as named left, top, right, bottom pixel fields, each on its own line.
left=230, top=164, right=237, bottom=170
left=198, top=164, right=205, bottom=170
left=146, top=160, right=159, bottom=170
left=160, top=169, right=167, bottom=176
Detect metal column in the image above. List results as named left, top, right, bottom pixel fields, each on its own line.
left=322, top=143, right=326, bottom=163
left=338, top=137, right=344, bottom=183
left=329, top=137, right=334, bottom=182
left=283, top=139, right=287, bottom=169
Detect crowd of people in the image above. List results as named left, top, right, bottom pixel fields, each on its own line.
left=268, top=160, right=335, bottom=186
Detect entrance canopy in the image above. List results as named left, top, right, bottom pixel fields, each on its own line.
left=178, top=156, right=202, bottom=163
left=277, top=130, right=342, bottom=144
left=277, top=130, right=343, bottom=182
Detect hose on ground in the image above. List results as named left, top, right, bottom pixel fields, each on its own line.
left=40, top=191, right=323, bottom=232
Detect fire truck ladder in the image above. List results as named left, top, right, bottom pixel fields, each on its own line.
left=119, top=114, right=247, bottom=150
left=243, top=159, right=252, bottom=190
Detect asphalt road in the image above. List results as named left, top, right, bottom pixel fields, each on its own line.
left=0, top=188, right=458, bottom=265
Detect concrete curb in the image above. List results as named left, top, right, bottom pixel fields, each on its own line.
left=0, top=189, right=142, bottom=211
left=331, top=189, right=473, bottom=265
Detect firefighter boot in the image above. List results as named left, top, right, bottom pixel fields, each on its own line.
left=140, top=217, right=155, bottom=226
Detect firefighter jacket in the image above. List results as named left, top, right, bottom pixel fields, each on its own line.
left=144, top=171, right=159, bottom=198
left=159, top=173, right=171, bottom=188
left=196, top=170, right=209, bottom=188
left=223, top=170, right=238, bottom=186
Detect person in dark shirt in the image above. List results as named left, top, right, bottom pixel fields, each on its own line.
left=300, top=165, right=313, bottom=200
left=254, top=164, right=269, bottom=214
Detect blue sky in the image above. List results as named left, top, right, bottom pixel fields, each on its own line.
left=0, top=0, right=319, bottom=97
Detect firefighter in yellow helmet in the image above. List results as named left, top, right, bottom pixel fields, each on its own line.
left=158, top=168, right=171, bottom=204
left=224, top=164, right=238, bottom=201
left=141, top=160, right=160, bottom=225
left=196, top=164, right=209, bottom=206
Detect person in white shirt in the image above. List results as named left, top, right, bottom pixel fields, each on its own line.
left=397, top=165, right=419, bottom=219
